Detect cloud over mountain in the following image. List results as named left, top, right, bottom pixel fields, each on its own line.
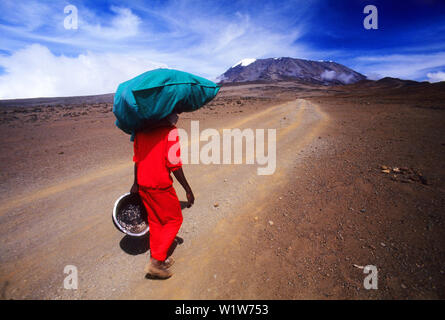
left=218, top=57, right=365, bottom=84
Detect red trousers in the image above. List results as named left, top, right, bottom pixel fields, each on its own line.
left=138, top=185, right=183, bottom=261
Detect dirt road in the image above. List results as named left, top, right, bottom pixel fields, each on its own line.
left=0, top=98, right=327, bottom=299
left=2, top=81, right=444, bottom=299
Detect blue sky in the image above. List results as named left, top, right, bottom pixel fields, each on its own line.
left=0, top=0, right=444, bottom=98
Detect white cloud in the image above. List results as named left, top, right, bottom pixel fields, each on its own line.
left=426, top=71, right=445, bottom=82
left=364, top=72, right=383, bottom=80
left=320, top=70, right=336, bottom=80
left=82, top=6, right=142, bottom=39
left=0, top=0, right=56, bottom=31
left=0, top=44, right=166, bottom=99
left=0, top=0, right=322, bottom=98
left=0, top=2, right=315, bottom=98
left=320, top=70, right=354, bottom=83
left=354, top=52, right=445, bottom=81
left=131, top=1, right=313, bottom=75
left=337, top=73, right=354, bottom=84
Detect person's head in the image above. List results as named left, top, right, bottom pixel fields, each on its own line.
left=173, top=101, right=189, bottom=114
left=166, top=112, right=179, bottom=126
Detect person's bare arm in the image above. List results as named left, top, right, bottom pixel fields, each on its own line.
left=130, top=163, right=139, bottom=194
left=172, top=167, right=194, bottom=207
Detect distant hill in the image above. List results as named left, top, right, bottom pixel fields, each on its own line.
left=0, top=93, right=114, bottom=108
left=375, top=77, right=422, bottom=87
left=217, top=57, right=366, bottom=85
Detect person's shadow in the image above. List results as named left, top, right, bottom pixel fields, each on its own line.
left=119, top=200, right=188, bottom=256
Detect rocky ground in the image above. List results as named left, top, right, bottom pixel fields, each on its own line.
left=203, top=82, right=445, bottom=299
left=0, top=80, right=444, bottom=299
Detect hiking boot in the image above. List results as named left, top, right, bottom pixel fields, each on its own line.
left=144, top=260, right=172, bottom=279
left=163, top=257, right=175, bottom=268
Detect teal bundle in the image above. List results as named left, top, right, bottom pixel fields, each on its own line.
left=113, top=68, right=220, bottom=140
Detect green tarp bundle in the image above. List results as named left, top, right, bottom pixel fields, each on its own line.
left=113, top=68, right=220, bottom=140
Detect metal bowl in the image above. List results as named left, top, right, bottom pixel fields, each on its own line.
left=112, top=192, right=149, bottom=237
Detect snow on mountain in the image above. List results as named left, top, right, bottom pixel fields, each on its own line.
left=231, top=58, right=257, bottom=68
left=218, top=57, right=366, bottom=85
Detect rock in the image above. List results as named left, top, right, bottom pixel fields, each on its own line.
left=381, top=169, right=391, bottom=174
left=380, top=165, right=389, bottom=170
left=360, top=208, right=366, bottom=213
left=268, top=220, right=274, bottom=226
left=420, top=175, right=430, bottom=185
left=392, top=167, right=401, bottom=173
left=58, top=151, right=64, bottom=155
left=401, top=283, right=407, bottom=289
left=213, top=203, right=219, bottom=208
left=254, top=216, right=258, bottom=221
left=380, top=242, right=386, bottom=247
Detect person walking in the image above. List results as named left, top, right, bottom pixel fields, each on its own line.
left=130, top=114, right=194, bottom=279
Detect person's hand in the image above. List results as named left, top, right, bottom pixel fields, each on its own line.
left=130, top=183, right=139, bottom=194
left=186, top=189, right=195, bottom=208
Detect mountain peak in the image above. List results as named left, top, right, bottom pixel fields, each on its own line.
left=232, top=58, right=257, bottom=68
left=218, top=57, right=366, bottom=85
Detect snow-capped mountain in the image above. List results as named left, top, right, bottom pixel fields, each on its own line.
left=231, top=58, right=257, bottom=68
left=217, top=57, right=366, bottom=84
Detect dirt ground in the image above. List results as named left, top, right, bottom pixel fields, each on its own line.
left=0, top=80, right=444, bottom=299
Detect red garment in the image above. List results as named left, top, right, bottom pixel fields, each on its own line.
left=133, top=126, right=183, bottom=261
left=138, top=185, right=183, bottom=261
left=133, top=126, right=182, bottom=189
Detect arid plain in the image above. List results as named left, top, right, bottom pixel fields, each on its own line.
left=0, top=80, right=444, bottom=299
